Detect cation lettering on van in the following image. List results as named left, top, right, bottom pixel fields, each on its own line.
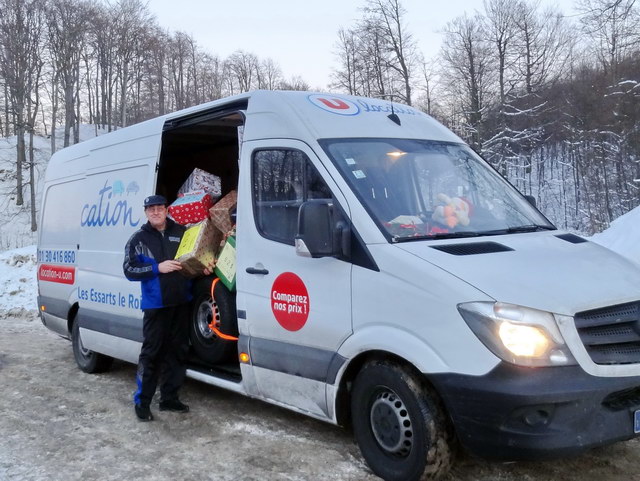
left=80, top=180, right=140, bottom=228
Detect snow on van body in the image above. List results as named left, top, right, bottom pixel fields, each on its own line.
left=38, top=90, right=640, bottom=481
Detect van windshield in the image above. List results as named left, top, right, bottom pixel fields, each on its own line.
left=319, top=138, right=555, bottom=241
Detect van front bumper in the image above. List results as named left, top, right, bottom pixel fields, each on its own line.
left=429, top=362, right=640, bottom=460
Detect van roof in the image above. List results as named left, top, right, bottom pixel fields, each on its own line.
left=242, top=91, right=461, bottom=145
left=47, top=90, right=462, bottom=170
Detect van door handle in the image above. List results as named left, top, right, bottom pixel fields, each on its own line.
left=246, top=267, right=269, bottom=275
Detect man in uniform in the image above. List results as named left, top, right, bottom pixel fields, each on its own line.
left=123, top=194, right=198, bottom=421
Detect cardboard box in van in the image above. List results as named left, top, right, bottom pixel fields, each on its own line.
left=175, top=218, right=220, bottom=277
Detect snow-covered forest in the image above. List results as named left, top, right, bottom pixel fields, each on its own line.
left=0, top=0, right=639, bottom=243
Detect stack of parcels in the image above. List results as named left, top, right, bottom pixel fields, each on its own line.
left=178, top=167, right=222, bottom=199
left=174, top=189, right=238, bottom=282
left=174, top=218, right=223, bottom=278
left=168, top=191, right=213, bottom=226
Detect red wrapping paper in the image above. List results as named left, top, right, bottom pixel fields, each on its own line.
left=169, top=192, right=213, bottom=226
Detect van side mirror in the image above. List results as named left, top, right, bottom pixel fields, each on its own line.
left=524, top=195, right=537, bottom=208
left=296, top=200, right=350, bottom=259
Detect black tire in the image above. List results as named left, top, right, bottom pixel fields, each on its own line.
left=351, top=361, right=453, bottom=481
left=189, top=276, right=238, bottom=365
left=71, top=319, right=113, bottom=373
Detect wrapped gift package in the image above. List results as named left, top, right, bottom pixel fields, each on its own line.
left=175, top=219, right=222, bottom=277
left=214, top=234, right=236, bottom=291
left=169, top=191, right=213, bottom=226
left=178, top=168, right=222, bottom=199
left=209, top=190, right=237, bottom=234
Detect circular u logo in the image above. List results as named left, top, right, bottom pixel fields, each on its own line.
left=307, top=94, right=360, bottom=116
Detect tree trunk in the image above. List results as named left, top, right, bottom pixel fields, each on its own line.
left=15, top=113, right=25, bottom=206
left=74, top=62, right=80, bottom=143
left=3, top=82, right=10, bottom=136
left=84, top=55, right=94, bottom=125
left=50, top=75, right=57, bottom=155
left=63, top=79, right=73, bottom=147
left=120, top=61, right=128, bottom=128
left=29, top=129, right=37, bottom=231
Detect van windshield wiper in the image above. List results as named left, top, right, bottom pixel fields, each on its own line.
left=394, top=231, right=480, bottom=242
left=393, top=225, right=555, bottom=242
left=510, top=224, right=555, bottom=232
left=478, top=225, right=556, bottom=235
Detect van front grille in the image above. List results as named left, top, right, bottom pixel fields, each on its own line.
left=574, top=302, right=640, bottom=365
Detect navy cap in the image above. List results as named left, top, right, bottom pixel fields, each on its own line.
left=143, top=195, right=168, bottom=207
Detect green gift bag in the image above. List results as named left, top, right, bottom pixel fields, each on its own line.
left=214, top=235, right=236, bottom=291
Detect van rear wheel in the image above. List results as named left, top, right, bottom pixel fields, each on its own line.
left=351, top=361, right=453, bottom=481
left=189, top=277, right=238, bottom=365
left=72, top=319, right=113, bottom=373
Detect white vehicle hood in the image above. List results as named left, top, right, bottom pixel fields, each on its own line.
left=395, top=232, right=640, bottom=316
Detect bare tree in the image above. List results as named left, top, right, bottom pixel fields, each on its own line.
left=440, top=13, right=493, bottom=152
left=111, top=0, right=153, bottom=128
left=46, top=0, right=90, bottom=147
left=514, top=1, right=573, bottom=94
left=87, top=2, right=118, bottom=131
left=279, top=76, right=310, bottom=91
left=484, top=0, right=520, bottom=109
left=483, top=0, right=545, bottom=187
left=363, top=0, right=417, bottom=105
left=331, top=27, right=361, bottom=95
left=27, top=56, right=44, bottom=231
left=257, top=58, right=283, bottom=90
left=416, top=59, right=439, bottom=116
left=225, top=50, right=260, bottom=93
left=0, top=0, right=44, bottom=206
left=577, top=0, right=640, bottom=82
left=199, top=53, right=224, bottom=101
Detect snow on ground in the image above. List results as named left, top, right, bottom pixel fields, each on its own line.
left=0, top=244, right=37, bottom=314
left=591, top=206, right=640, bottom=265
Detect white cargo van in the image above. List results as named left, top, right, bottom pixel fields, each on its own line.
left=37, top=90, right=640, bottom=481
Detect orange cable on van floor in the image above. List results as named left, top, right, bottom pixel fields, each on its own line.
left=208, top=277, right=238, bottom=341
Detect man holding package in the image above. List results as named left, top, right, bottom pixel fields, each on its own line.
left=123, top=194, right=205, bottom=421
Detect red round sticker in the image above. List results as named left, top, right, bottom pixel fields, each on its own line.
left=271, top=272, right=310, bottom=331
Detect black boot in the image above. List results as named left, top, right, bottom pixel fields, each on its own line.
left=159, top=399, right=190, bottom=413
left=135, top=404, right=154, bottom=421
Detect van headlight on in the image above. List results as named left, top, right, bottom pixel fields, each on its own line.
left=457, top=302, right=576, bottom=367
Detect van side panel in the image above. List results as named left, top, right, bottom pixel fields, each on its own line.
left=347, top=246, right=499, bottom=376
left=37, top=173, right=86, bottom=336
left=75, top=136, right=160, bottom=355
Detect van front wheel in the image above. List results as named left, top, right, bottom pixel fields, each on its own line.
left=71, top=320, right=113, bottom=373
left=351, top=361, right=453, bottom=481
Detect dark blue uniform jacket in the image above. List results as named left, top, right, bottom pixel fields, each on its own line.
left=123, top=218, right=191, bottom=310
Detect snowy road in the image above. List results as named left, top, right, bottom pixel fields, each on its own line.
left=1, top=311, right=639, bottom=481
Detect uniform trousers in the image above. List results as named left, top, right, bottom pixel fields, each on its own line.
left=134, top=303, right=189, bottom=408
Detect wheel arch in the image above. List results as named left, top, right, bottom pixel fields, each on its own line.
left=67, top=302, right=80, bottom=335
left=334, top=349, right=447, bottom=428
